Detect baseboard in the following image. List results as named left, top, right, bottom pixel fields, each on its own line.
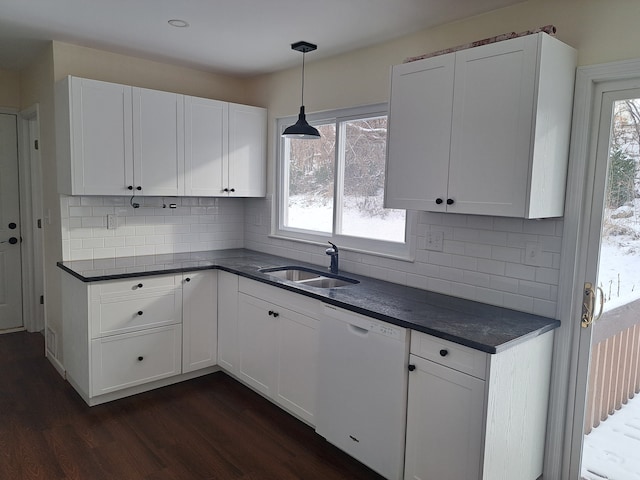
left=45, top=351, right=66, bottom=378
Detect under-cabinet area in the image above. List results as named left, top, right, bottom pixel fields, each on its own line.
left=58, top=250, right=559, bottom=480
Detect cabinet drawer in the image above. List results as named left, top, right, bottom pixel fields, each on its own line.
left=91, top=290, right=181, bottom=337
left=90, top=324, right=181, bottom=396
left=238, top=276, right=320, bottom=318
left=410, top=331, right=487, bottom=379
left=92, top=275, right=180, bottom=300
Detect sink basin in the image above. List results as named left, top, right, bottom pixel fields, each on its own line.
left=259, top=266, right=359, bottom=288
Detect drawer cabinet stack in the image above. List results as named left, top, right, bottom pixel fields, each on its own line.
left=62, top=271, right=217, bottom=405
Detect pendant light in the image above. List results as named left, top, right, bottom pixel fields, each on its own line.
left=282, top=41, right=321, bottom=139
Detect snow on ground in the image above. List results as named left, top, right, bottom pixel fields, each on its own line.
left=581, top=394, right=640, bottom=480
left=582, top=200, right=640, bottom=479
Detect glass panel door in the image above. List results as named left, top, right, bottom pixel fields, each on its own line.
left=579, top=94, right=640, bottom=480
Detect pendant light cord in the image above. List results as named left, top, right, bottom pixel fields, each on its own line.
left=301, top=51, right=306, bottom=106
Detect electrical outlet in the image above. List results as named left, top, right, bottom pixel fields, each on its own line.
left=107, top=214, right=117, bottom=230
left=425, top=231, right=444, bottom=251
left=525, top=242, right=542, bottom=266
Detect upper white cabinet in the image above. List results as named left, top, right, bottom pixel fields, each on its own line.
left=385, top=33, right=577, bottom=218
left=132, top=87, right=185, bottom=196
left=56, top=75, right=267, bottom=197
left=184, top=98, right=266, bottom=197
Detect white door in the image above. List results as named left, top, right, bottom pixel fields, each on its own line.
left=228, top=103, right=266, bottom=197
left=0, top=113, right=23, bottom=331
left=132, top=88, right=184, bottom=196
left=570, top=86, right=640, bottom=479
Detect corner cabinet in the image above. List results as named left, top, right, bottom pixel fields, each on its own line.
left=61, top=271, right=218, bottom=406
left=404, top=330, right=554, bottom=480
left=385, top=32, right=577, bottom=218
left=56, top=75, right=267, bottom=197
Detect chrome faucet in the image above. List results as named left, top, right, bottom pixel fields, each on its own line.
left=325, top=241, right=339, bottom=274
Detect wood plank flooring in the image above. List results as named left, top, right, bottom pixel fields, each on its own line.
left=0, top=331, right=386, bottom=480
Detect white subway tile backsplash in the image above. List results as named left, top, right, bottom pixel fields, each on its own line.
left=62, top=196, right=245, bottom=261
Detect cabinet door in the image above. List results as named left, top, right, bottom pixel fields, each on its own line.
left=182, top=271, right=217, bottom=373
left=276, top=308, right=318, bottom=425
left=132, top=87, right=184, bottom=196
left=385, top=54, right=454, bottom=211
left=217, top=271, right=239, bottom=373
left=227, top=103, right=267, bottom=197
left=404, top=354, right=485, bottom=480
left=184, top=96, right=228, bottom=196
left=237, top=292, right=278, bottom=396
left=68, top=77, right=134, bottom=195
left=448, top=35, right=538, bottom=216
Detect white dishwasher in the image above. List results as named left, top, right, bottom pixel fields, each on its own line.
left=316, top=304, right=409, bottom=480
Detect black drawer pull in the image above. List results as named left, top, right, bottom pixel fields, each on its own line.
left=446, top=198, right=454, bottom=205
left=408, top=364, right=416, bottom=372
left=435, top=198, right=443, bottom=205
left=136, top=186, right=142, bottom=191
left=185, top=277, right=191, bottom=282
left=137, top=356, right=144, bottom=362
left=268, top=310, right=280, bottom=318
left=128, top=185, right=134, bottom=190
left=137, top=311, right=144, bottom=316
left=439, top=349, right=449, bottom=357
left=137, top=283, right=143, bottom=289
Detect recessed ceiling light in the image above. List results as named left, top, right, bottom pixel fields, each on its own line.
left=168, top=19, right=190, bottom=28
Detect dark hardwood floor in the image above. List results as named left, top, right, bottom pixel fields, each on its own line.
left=0, top=331, right=385, bottom=480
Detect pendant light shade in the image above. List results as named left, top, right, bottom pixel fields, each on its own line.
left=282, top=41, right=320, bottom=140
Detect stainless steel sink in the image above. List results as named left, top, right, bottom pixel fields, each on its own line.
left=259, top=266, right=359, bottom=288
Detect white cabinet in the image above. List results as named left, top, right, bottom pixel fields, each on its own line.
left=61, top=271, right=218, bottom=406
left=56, top=76, right=133, bottom=195
left=385, top=32, right=577, bottom=218
left=216, top=270, right=239, bottom=372
left=56, top=76, right=184, bottom=196
left=227, top=103, right=267, bottom=197
left=184, top=99, right=266, bottom=197
left=218, top=274, right=319, bottom=425
left=132, top=87, right=184, bottom=196
left=404, top=330, right=554, bottom=480
left=182, top=271, right=217, bottom=373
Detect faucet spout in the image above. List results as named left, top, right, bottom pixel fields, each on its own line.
left=325, top=241, right=339, bottom=275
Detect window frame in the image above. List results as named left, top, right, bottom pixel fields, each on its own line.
left=274, top=103, right=416, bottom=260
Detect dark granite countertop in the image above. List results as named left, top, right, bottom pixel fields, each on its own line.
left=57, top=249, right=560, bottom=354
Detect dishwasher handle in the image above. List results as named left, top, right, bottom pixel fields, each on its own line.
left=348, top=323, right=370, bottom=336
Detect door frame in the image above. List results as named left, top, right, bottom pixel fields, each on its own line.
left=544, top=59, right=640, bottom=479
left=0, top=106, right=45, bottom=334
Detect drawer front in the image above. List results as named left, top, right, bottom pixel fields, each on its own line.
left=92, top=275, right=180, bottom=301
left=238, top=276, right=320, bottom=318
left=90, top=324, right=181, bottom=396
left=410, top=331, right=488, bottom=379
left=91, top=290, right=182, bottom=337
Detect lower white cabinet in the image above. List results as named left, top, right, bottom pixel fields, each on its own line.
left=219, top=274, right=319, bottom=425
left=404, top=330, right=554, bottom=480
left=182, top=271, right=218, bottom=373
left=61, top=271, right=217, bottom=405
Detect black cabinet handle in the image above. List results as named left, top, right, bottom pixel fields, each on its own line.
left=435, top=198, right=443, bottom=205
left=230, top=188, right=235, bottom=193
left=185, top=277, right=191, bottom=282
left=223, top=188, right=229, bottom=192
left=128, top=185, right=134, bottom=190
left=137, top=356, right=144, bottom=362
left=439, top=349, right=449, bottom=357
left=136, top=186, right=142, bottom=191
left=136, top=283, right=143, bottom=289
left=8, top=222, right=16, bottom=229
left=446, top=198, right=454, bottom=205
left=268, top=310, right=280, bottom=318
left=408, top=364, right=416, bottom=372
left=137, top=311, right=144, bottom=316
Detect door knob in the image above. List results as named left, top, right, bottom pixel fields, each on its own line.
left=1, top=237, right=18, bottom=245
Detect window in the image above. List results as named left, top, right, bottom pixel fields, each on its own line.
left=276, top=104, right=412, bottom=257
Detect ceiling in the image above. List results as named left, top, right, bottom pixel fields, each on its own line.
left=0, top=0, right=524, bottom=76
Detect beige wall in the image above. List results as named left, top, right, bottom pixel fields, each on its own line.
left=51, top=42, right=256, bottom=105
left=0, top=68, right=20, bottom=109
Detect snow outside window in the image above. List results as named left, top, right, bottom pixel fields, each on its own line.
left=276, top=104, right=412, bottom=258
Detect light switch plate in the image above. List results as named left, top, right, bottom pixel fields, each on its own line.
left=107, top=214, right=117, bottom=230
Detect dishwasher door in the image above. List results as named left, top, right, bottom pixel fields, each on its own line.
left=316, top=304, right=409, bottom=480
